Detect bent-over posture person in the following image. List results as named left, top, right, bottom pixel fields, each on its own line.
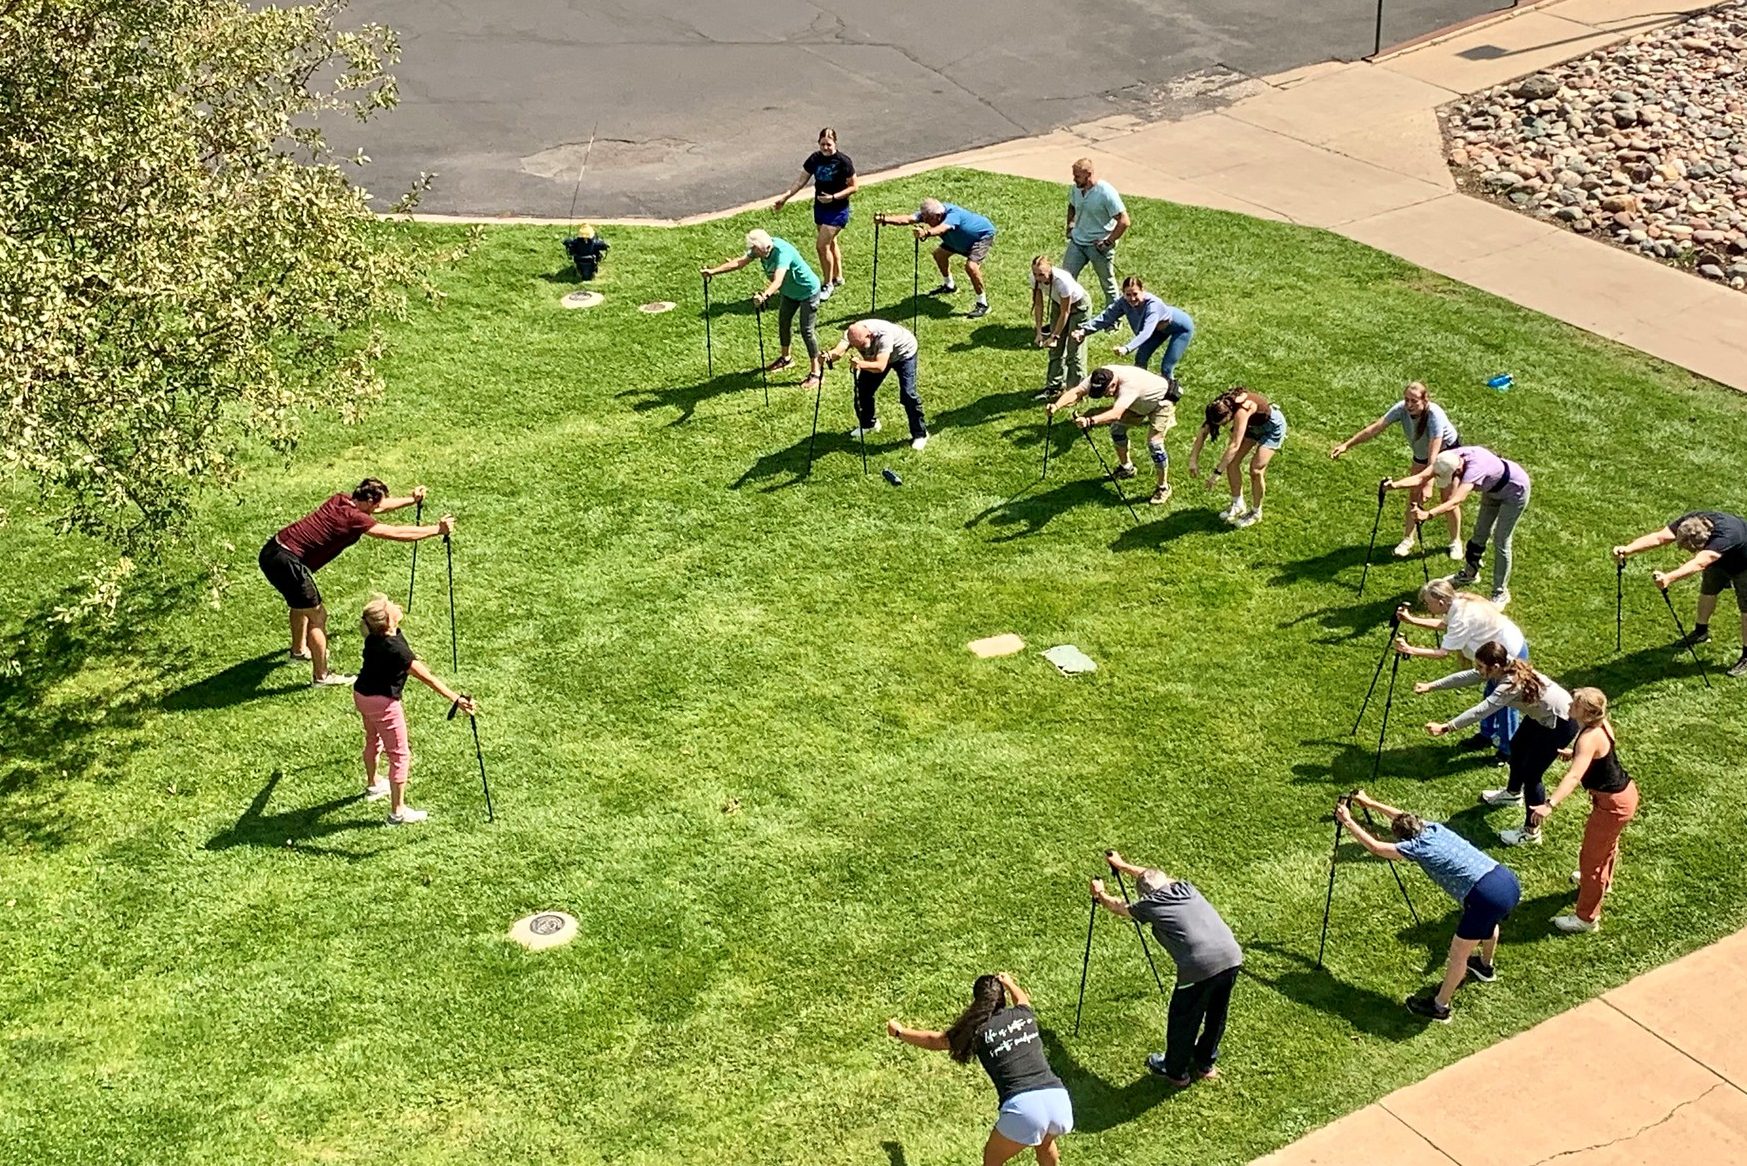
left=1391, top=446, right=1529, bottom=608
left=1073, top=276, right=1194, bottom=378
left=887, top=972, right=1073, bottom=1166
left=1614, top=510, right=1747, bottom=678
left=772, top=127, right=856, bottom=299
left=876, top=198, right=997, bottom=318
left=1334, top=381, right=1464, bottom=559
left=825, top=319, right=928, bottom=451
left=1417, top=640, right=1576, bottom=846
left=352, top=594, right=475, bottom=826
left=1092, top=851, right=1243, bottom=1086
left=1062, top=157, right=1129, bottom=306
left=1049, top=366, right=1181, bottom=505
left=1189, top=387, right=1286, bottom=528
left=1336, top=791, right=1521, bottom=1024
left=258, top=479, right=453, bottom=686
left=1030, top=256, right=1091, bottom=397
left=702, top=229, right=825, bottom=389
left=1529, top=687, right=1639, bottom=934
left=1395, top=579, right=1529, bottom=762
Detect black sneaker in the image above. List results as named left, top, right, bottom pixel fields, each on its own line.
left=1681, top=627, right=1711, bottom=647
left=1144, top=1053, right=1191, bottom=1086
left=926, top=282, right=956, bottom=296
left=1448, top=568, right=1478, bottom=587
left=1465, top=953, right=1496, bottom=983
left=966, top=302, right=990, bottom=319
left=1112, top=463, right=1138, bottom=480
left=1405, top=994, right=1453, bottom=1023
left=1728, top=653, right=1747, bottom=679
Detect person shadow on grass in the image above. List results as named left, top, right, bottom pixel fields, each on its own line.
left=1038, top=1028, right=1173, bottom=1133
left=204, top=769, right=381, bottom=861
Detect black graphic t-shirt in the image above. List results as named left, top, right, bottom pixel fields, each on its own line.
left=974, top=1005, right=1062, bottom=1102
left=803, top=150, right=856, bottom=198
left=354, top=630, right=416, bottom=700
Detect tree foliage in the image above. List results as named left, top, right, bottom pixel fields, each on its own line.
left=0, top=0, right=436, bottom=585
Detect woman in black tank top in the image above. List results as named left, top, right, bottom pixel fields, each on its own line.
left=1529, top=687, right=1639, bottom=933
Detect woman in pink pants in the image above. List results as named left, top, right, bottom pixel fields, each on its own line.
left=1529, top=687, right=1639, bottom=933
left=353, top=594, right=474, bottom=826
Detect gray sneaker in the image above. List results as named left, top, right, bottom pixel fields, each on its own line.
left=1448, top=568, right=1478, bottom=587
left=1728, top=653, right=1747, bottom=679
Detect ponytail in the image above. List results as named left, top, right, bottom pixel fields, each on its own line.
left=944, top=975, right=1006, bottom=1064
left=1474, top=640, right=1543, bottom=704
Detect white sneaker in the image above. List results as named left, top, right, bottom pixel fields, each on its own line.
left=1392, top=537, right=1416, bottom=557
left=312, top=672, right=356, bottom=688
left=1480, top=787, right=1522, bottom=806
left=847, top=421, right=881, bottom=438
left=1234, top=508, right=1263, bottom=529
left=1499, top=826, right=1542, bottom=846
left=364, top=781, right=391, bottom=802
left=387, top=806, right=428, bottom=826
left=910, top=434, right=928, bottom=451
left=818, top=283, right=834, bottom=302
left=1570, top=870, right=1582, bottom=886
left=1218, top=498, right=1246, bottom=522
left=1491, top=589, right=1511, bottom=610
left=1449, top=541, right=1464, bottom=561
left=1553, top=914, right=1599, bottom=933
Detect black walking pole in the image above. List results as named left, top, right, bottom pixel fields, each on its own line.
left=1315, top=813, right=1343, bottom=970
left=1414, top=520, right=1431, bottom=585
left=406, top=499, right=422, bottom=612
left=1369, top=649, right=1403, bottom=782
left=1072, top=892, right=1097, bottom=1037
left=1616, top=558, right=1625, bottom=653
left=702, top=273, right=714, bottom=378
left=1350, top=610, right=1402, bottom=736
left=1358, top=478, right=1389, bottom=596
left=871, top=220, right=881, bottom=312
left=753, top=298, right=770, bottom=407
left=1661, top=586, right=1713, bottom=688
left=1110, top=865, right=1168, bottom=995
left=1079, top=423, right=1141, bottom=526
left=444, top=533, right=458, bottom=672
left=1040, top=407, right=1056, bottom=482
left=911, top=232, right=920, bottom=335
left=1357, top=802, right=1419, bottom=924
left=806, top=359, right=828, bottom=476
left=448, top=697, right=494, bottom=823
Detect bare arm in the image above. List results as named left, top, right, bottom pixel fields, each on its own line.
left=366, top=515, right=453, bottom=543
left=1049, top=379, right=1092, bottom=414
left=1386, top=464, right=1435, bottom=492
left=1394, top=634, right=1452, bottom=660
left=1081, top=387, right=1140, bottom=428
left=1089, top=879, right=1133, bottom=918
left=701, top=254, right=754, bottom=277
left=1049, top=295, right=1072, bottom=342
left=1351, top=789, right=1406, bottom=821
left=996, top=972, right=1030, bottom=1009
left=854, top=349, right=891, bottom=374
left=1331, top=415, right=1391, bottom=459
left=773, top=171, right=811, bottom=210
left=1418, top=480, right=1473, bottom=518
left=1657, top=550, right=1722, bottom=588
left=1335, top=803, right=1404, bottom=860
left=874, top=212, right=920, bottom=227
left=1103, top=210, right=1131, bottom=247
left=1104, top=849, right=1144, bottom=877
left=1188, top=426, right=1212, bottom=475
left=822, top=175, right=858, bottom=203
left=1394, top=605, right=1447, bottom=632
left=1211, top=405, right=1255, bottom=472
left=1031, top=285, right=1045, bottom=336
left=886, top=1021, right=950, bottom=1051
left=376, top=486, right=427, bottom=513
left=407, top=658, right=472, bottom=710
left=1534, top=728, right=1601, bottom=821
left=1614, top=528, right=1676, bottom=561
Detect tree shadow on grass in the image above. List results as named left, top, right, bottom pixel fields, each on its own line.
left=617, top=372, right=771, bottom=427
left=963, top=478, right=1126, bottom=542
left=1, top=577, right=201, bottom=852
left=204, top=769, right=381, bottom=862
left=930, top=386, right=1045, bottom=435
left=1040, top=1028, right=1169, bottom=1132
left=161, top=652, right=304, bottom=712
left=1268, top=541, right=1440, bottom=592
left=1242, top=940, right=1426, bottom=1041
left=880, top=1141, right=907, bottom=1166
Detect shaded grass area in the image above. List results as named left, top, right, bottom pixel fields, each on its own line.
left=3, top=169, right=1745, bottom=1165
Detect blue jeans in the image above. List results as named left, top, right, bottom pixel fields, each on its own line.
left=1132, top=319, right=1195, bottom=377
left=1479, top=640, right=1530, bottom=754
left=854, top=352, right=926, bottom=438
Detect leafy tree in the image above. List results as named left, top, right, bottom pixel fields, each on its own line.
left=0, top=0, right=441, bottom=605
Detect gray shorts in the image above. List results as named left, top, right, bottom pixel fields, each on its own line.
left=1700, top=561, right=1747, bottom=611
left=945, top=236, right=994, bottom=264
left=994, top=1087, right=1073, bottom=1147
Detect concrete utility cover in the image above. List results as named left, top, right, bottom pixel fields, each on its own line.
left=560, top=290, right=604, bottom=309
left=508, top=911, right=579, bottom=951
left=1043, top=644, right=1097, bottom=675
left=968, top=634, right=1025, bottom=659
left=639, top=301, right=677, bottom=314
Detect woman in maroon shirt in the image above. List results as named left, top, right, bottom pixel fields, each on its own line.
left=257, top=478, right=453, bottom=686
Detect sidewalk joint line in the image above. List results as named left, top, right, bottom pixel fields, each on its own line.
left=1601, top=996, right=1747, bottom=1095
left=1375, top=1101, right=1465, bottom=1165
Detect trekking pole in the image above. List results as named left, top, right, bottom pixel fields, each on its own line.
left=1415, top=520, right=1431, bottom=585
left=1661, top=586, right=1713, bottom=688
left=1316, top=814, right=1343, bottom=970
left=1616, top=558, right=1625, bottom=653
left=702, top=272, right=714, bottom=378
left=1110, top=861, right=1168, bottom=996
left=444, top=532, right=458, bottom=672
left=448, top=697, right=494, bottom=823
left=911, top=232, right=920, bottom=336
left=1072, top=892, right=1097, bottom=1037
left=1040, top=406, right=1055, bottom=482
left=1357, top=803, right=1419, bottom=924
left=1079, top=423, right=1140, bottom=526
left=1350, top=610, right=1402, bottom=736
left=871, top=220, right=881, bottom=312
left=805, top=359, right=828, bottom=476
left=1370, top=649, right=1402, bottom=782
left=754, top=298, right=770, bottom=407
left=406, top=498, right=423, bottom=612
left=1358, top=478, right=1388, bottom=596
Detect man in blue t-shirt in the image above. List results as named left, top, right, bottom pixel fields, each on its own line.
left=876, top=198, right=997, bottom=319
left=701, top=229, right=824, bottom=389
left=1336, top=791, right=1521, bottom=1024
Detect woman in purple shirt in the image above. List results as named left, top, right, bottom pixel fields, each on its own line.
left=1392, top=446, right=1530, bottom=607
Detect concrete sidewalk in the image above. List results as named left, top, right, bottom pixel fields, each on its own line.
left=1252, top=929, right=1747, bottom=1165
left=951, top=0, right=1747, bottom=393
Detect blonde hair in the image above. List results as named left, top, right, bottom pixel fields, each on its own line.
left=1571, top=687, right=1610, bottom=728
left=361, top=593, right=394, bottom=636
left=744, top=228, right=772, bottom=252
left=1031, top=254, right=1052, bottom=274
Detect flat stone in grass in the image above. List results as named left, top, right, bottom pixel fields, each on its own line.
left=967, top=633, right=1025, bottom=658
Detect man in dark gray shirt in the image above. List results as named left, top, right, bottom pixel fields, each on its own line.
left=1092, top=850, right=1243, bottom=1086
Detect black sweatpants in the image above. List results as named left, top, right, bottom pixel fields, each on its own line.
left=1163, top=965, right=1239, bottom=1078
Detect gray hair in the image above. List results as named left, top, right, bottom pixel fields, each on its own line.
left=744, top=228, right=772, bottom=252
left=1674, top=514, right=1715, bottom=552
left=1137, top=869, right=1172, bottom=894
left=917, top=198, right=945, bottom=218
left=1431, top=449, right=1462, bottom=487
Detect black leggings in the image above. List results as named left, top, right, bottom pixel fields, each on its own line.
left=1507, top=715, right=1578, bottom=827
left=1163, top=966, right=1238, bottom=1078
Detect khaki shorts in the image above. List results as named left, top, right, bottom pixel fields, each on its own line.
left=1109, top=401, right=1177, bottom=443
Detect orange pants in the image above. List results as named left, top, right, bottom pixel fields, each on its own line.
left=1576, top=781, right=1638, bottom=922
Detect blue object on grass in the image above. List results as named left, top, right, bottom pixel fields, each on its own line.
left=1487, top=374, right=1513, bottom=391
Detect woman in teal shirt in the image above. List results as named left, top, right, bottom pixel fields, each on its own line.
left=702, top=229, right=824, bottom=389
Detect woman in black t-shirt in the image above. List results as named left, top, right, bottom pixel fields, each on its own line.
left=887, top=972, right=1074, bottom=1164
left=352, top=593, right=475, bottom=826
left=774, top=127, right=857, bottom=301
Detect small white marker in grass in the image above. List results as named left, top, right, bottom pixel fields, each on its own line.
left=638, top=300, right=676, bottom=314
left=508, top=911, right=579, bottom=951
left=967, top=633, right=1025, bottom=659
left=561, top=290, right=604, bottom=309
left=1042, top=645, right=1097, bottom=675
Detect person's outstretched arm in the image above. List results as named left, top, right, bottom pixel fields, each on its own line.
left=1416, top=480, right=1473, bottom=519
left=874, top=212, right=920, bottom=227
left=1089, top=878, right=1133, bottom=918
left=408, top=659, right=474, bottom=712
left=1104, top=849, right=1145, bottom=878
left=1335, top=802, right=1403, bottom=860
left=1386, top=464, right=1435, bottom=492
left=1351, top=789, right=1405, bottom=821
left=1049, top=378, right=1093, bottom=414
left=376, top=485, right=428, bottom=513
left=1531, top=730, right=1602, bottom=825
left=886, top=1020, right=949, bottom=1051
left=1113, top=297, right=1165, bottom=355
left=366, top=514, right=454, bottom=543
left=1331, top=414, right=1390, bottom=459
left=1394, top=603, right=1446, bottom=632
left=1655, top=549, right=1722, bottom=589
left=773, top=170, right=811, bottom=211
left=701, top=255, right=754, bottom=278
left=1080, top=386, right=1141, bottom=429
left=1614, top=528, right=1676, bottom=561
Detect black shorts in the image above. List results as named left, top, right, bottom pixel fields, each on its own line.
left=1700, top=561, right=1747, bottom=611
left=259, top=539, right=321, bottom=609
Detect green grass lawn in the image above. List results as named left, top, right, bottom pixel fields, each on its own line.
left=5, top=169, right=1746, bottom=1166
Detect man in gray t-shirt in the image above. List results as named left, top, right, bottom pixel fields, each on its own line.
left=1092, top=850, right=1242, bottom=1086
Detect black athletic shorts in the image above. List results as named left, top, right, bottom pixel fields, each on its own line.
left=258, top=538, right=321, bottom=609
left=1700, top=561, right=1747, bottom=611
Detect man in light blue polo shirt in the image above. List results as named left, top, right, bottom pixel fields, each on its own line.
left=877, top=198, right=997, bottom=319
left=1063, top=158, right=1130, bottom=307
